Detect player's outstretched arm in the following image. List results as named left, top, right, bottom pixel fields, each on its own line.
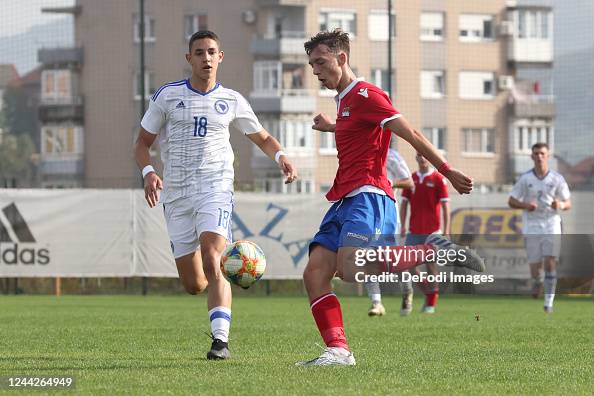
left=393, top=177, right=414, bottom=189
left=134, top=128, right=163, bottom=208
left=386, top=116, right=473, bottom=195
left=509, top=196, right=536, bottom=211
left=247, top=129, right=298, bottom=184
left=312, top=113, right=335, bottom=132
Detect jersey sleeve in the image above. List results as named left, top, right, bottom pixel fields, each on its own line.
left=557, top=176, right=571, bottom=201
left=359, top=88, right=401, bottom=129
left=141, top=95, right=167, bottom=134
left=437, top=175, right=449, bottom=201
left=509, top=176, right=526, bottom=200
left=392, top=151, right=411, bottom=180
left=231, top=93, right=263, bottom=135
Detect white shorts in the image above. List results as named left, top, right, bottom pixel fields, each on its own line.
left=525, top=234, right=561, bottom=263
left=163, top=191, right=233, bottom=259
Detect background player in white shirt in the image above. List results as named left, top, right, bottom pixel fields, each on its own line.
left=134, top=31, right=297, bottom=359
left=508, top=143, right=571, bottom=313
left=365, top=148, right=413, bottom=316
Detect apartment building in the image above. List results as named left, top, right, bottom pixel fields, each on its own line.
left=505, top=0, right=555, bottom=181
left=37, top=0, right=555, bottom=190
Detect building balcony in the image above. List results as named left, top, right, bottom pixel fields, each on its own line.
left=508, top=38, right=553, bottom=64
left=38, top=47, right=83, bottom=66
left=251, top=32, right=307, bottom=61
left=40, top=154, right=84, bottom=176
left=250, top=89, right=316, bottom=113
left=509, top=95, right=555, bottom=118
left=39, top=96, right=84, bottom=122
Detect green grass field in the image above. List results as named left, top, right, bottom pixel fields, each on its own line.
left=1, top=295, right=593, bottom=395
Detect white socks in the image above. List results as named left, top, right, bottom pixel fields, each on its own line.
left=364, top=281, right=382, bottom=303
left=208, top=306, right=231, bottom=342
left=544, top=271, right=557, bottom=308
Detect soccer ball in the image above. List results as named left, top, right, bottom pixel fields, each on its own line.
left=220, top=240, right=266, bottom=289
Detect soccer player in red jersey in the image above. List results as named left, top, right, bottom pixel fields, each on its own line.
left=400, top=153, right=451, bottom=315
left=296, top=30, right=484, bottom=366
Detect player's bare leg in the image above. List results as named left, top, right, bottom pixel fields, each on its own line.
left=543, top=256, right=557, bottom=313
left=175, top=252, right=208, bottom=295
left=200, top=231, right=232, bottom=360
left=303, top=245, right=336, bottom=300
left=529, top=261, right=544, bottom=299
left=297, top=245, right=355, bottom=366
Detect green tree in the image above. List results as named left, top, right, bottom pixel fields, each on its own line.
left=0, top=85, right=39, bottom=187
left=0, top=133, right=37, bottom=187
left=2, top=85, right=37, bottom=138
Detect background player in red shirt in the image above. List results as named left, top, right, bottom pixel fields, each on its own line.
left=400, top=153, right=451, bottom=315
left=297, top=29, right=484, bottom=366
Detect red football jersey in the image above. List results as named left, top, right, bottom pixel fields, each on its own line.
left=401, top=169, right=449, bottom=234
left=326, top=80, right=401, bottom=201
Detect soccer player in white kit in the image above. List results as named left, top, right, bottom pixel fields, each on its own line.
left=508, top=143, right=571, bottom=313
left=365, top=148, right=413, bottom=316
left=134, top=31, right=297, bottom=359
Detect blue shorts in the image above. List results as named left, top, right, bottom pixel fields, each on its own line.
left=310, top=192, right=398, bottom=254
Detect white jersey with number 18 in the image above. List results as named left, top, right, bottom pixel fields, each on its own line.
left=141, top=79, right=262, bottom=203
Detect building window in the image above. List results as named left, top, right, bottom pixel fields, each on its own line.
left=283, top=120, right=312, bottom=149
left=370, top=68, right=395, bottom=94
left=253, top=61, right=281, bottom=95
left=459, top=71, right=495, bottom=99
left=41, top=126, right=83, bottom=155
left=319, top=132, right=337, bottom=155
left=421, top=70, right=445, bottom=99
left=133, top=71, right=155, bottom=100
left=368, top=10, right=396, bottom=41
left=319, top=10, right=357, bottom=37
left=462, top=128, right=495, bottom=154
left=459, top=14, right=494, bottom=42
left=260, top=119, right=312, bottom=150
left=517, top=9, right=551, bottom=39
left=184, top=14, right=208, bottom=39
left=420, top=12, right=444, bottom=41
left=41, top=70, right=72, bottom=101
left=423, top=127, right=446, bottom=151
left=133, top=15, right=156, bottom=43
left=515, top=123, right=552, bottom=153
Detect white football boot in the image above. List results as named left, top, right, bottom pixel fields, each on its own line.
left=296, top=347, right=356, bottom=366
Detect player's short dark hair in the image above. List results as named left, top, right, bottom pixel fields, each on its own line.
left=532, top=142, right=549, bottom=151
left=188, top=30, right=221, bottom=52
left=304, top=29, right=350, bottom=57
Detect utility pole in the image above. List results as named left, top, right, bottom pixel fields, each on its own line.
left=139, top=0, right=146, bottom=116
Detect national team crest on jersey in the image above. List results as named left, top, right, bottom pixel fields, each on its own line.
left=341, top=106, right=350, bottom=117
left=215, top=100, right=229, bottom=114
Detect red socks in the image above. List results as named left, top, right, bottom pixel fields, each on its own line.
left=310, top=293, right=349, bottom=351
left=425, top=292, right=439, bottom=307
left=419, top=279, right=439, bottom=307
